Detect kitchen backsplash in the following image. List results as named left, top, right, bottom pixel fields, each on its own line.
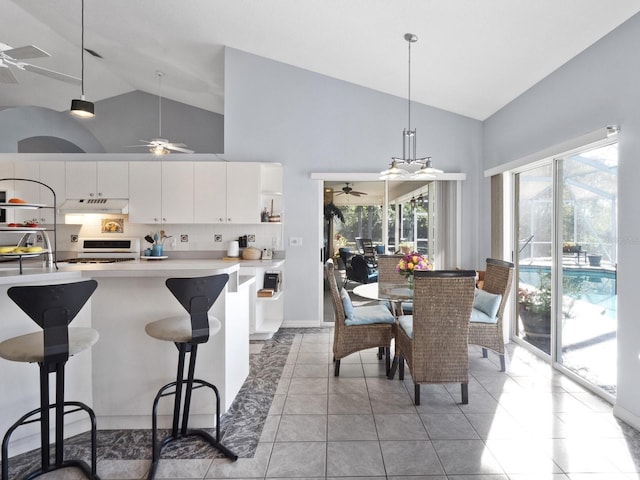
left=48, top=215, right=283, bottom=254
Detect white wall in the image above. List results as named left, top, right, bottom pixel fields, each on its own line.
left=223, top=48, right=484, bottom=326
left=483, top=13, right=640, bottom=425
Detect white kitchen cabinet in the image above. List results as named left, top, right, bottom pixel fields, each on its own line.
left=161, top=162, right=194, bottom=223
left=194, top=162, right=226, bottom=223
left=12, top=161, right=65, bottom=224
left=66, top=161, right=128, bottom=199
left=128, top=161, right=161, bottom=223
left=226, top=163, right=261, bottom=224
left=128, top=161, right=193, bottom=224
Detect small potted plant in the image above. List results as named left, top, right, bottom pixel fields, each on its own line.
left=587, top=253, right=602, bottom=267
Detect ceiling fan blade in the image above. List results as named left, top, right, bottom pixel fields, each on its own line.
left=2, top=45, right=50, bottom=60
left=350, top=192, right=362, bottom=197
left=0, top=63, right=17, bottom=83
left=166, top=144, right=194, bottom=154
left=334, top=191, right=345, bottom=195
left=352, top=191, right=368, bottom=196
left=21, top=63, right=81, bottom=85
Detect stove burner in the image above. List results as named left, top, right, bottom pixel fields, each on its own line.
left=60, top=258, right=136, bottom=264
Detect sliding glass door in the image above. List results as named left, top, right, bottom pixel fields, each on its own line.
left=514, top=141, right=618, bottom=395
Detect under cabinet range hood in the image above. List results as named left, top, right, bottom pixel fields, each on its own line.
left=59, top=198, right=129, bottom=214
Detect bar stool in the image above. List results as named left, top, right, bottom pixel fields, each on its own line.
left=144, top=274, right=237, bottom=479
left=0, top=279, right=100, bottom=480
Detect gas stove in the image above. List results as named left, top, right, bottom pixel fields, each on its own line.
left=59, top=237, right=140, bottom=264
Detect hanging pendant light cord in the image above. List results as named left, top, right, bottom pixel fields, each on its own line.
left=407, top=38, right=411, bottom=133
left=80, top=0, right=85, bottom=97
left=157, top=71, right=163, bottom=137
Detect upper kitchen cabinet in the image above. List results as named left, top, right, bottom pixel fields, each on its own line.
left=66, top=161, right=129, bottom=199
left=12, top=161, right=65, bottom=224
left=194, top=162, right=226, bottom=223
left=193, top=162, right=282, bottom=224
left=129, top=161, right=194, bottom=224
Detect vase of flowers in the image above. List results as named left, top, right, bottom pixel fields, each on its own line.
left=396, top=252, right=432, bottom=288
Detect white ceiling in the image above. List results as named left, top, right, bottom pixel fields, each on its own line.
left=1, top=1, right=639, bottom=120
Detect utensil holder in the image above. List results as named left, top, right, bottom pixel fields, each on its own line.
left=152, top=245, right=163, bottom=257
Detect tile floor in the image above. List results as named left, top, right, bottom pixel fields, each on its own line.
left=5, top=328, right=640, bottom=479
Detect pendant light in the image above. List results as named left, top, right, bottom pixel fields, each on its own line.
left=70, top=0, right=94, bottom=118
left=381, top=33, right=441, bottom=179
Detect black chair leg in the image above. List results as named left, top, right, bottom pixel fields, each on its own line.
left=377, top=347, right=383, bottom=360
left=384, top=348, right=390, bottom=376
left=334, top=359, right=341, bottom=376
left=149, top=344, right=237, bottom=480
left=2, top=363, right=99, bottom=480
left=482, top=347, right=488, bottom=358
left=461, top=383, right=469, bottom=404
left=414, top=384, right=420, bottom=405
left=398, top=355, right=405, bottom=380
left=499, top=354, right=506, bottom=372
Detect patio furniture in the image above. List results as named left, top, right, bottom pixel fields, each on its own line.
left=468, top=258, right=515, bottom=372
left=395, top=270, right=477, bottom=405
left=325, top=259, right=394, bottom=376
left=344, top=254, right=378, bottom=287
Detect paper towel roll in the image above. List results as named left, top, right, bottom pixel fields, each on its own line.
left=227, top=240, right=240, bottom=257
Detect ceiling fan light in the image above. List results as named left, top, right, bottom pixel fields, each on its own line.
left=150, top=144, right=169, bottom=155
left=70, top=97, right=94, bottom=118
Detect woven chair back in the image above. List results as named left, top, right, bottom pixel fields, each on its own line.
left=482, top=258, right=515, bottom=320
left=377, top=255, right=407, bottom=285
left=325, top=259, right=346, bottom=328
left=411, top=270, right=476, bottom=383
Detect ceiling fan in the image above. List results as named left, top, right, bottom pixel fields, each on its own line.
left=0, top=43, right=81, bottom=85
left=129, top=71, right=194, bottom=155
left=334, top=182, right=368, bottom=197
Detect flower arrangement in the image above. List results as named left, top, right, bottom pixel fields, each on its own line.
left=396, top=252, right=432, bottom=277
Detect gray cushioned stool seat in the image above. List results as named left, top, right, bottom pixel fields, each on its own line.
left=145, top=314, right=221, bottom=343
left=0, top=327, right=99, bottom=363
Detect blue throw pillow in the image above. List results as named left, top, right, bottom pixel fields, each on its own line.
left=472, top=288, right=502, bottom=320
left=346, top=304, right=395, bottom=326
left=340, top=288, right=355, bottom=321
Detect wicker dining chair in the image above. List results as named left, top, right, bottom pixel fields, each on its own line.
left=468, top=258, right=515, bottom=372
left=395, top=270, right=476, bottom=405
left=377, top=254, right=412, bottom=315
left=325, top=258, right=394, bottom=376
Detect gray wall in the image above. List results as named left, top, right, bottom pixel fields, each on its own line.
left=83, top=91, right=224, bottom=154
left=484, top=13, right=640, bottom=425
left=223, top=47, right=484, bottom=326
left=0, top=93, right=224, bottom=155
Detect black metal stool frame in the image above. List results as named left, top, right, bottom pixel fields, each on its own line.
left=148, top=275, right=237, bottom=480
left=1, top=280, right=99, bottom=480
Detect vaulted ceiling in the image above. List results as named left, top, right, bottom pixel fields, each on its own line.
left=1, top=1, right=638, bottom=120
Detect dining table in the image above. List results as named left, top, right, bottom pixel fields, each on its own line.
left=352, top=281, right=413, bottom=317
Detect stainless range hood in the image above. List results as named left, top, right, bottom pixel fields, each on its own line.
left=59, top=198, right=129, bottom=214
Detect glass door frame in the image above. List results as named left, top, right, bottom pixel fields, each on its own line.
left=509, top=137, right=618, bottom=402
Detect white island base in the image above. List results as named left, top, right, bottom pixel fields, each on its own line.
left=0, top=260, right=254, bottom=455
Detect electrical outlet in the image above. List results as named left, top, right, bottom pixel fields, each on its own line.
left=214, top=234, right=222, bottom=242
left=180, top=234, right=189, bottom=242
left=248, top=234, right=255, bottom=242
left=71, top=235, right=78, bottom=243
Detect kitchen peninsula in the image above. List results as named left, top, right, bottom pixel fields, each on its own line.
left=0, top=258, right=270, bottom=455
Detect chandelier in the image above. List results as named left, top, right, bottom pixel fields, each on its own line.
left=381, top=33, right=442, bottom=179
